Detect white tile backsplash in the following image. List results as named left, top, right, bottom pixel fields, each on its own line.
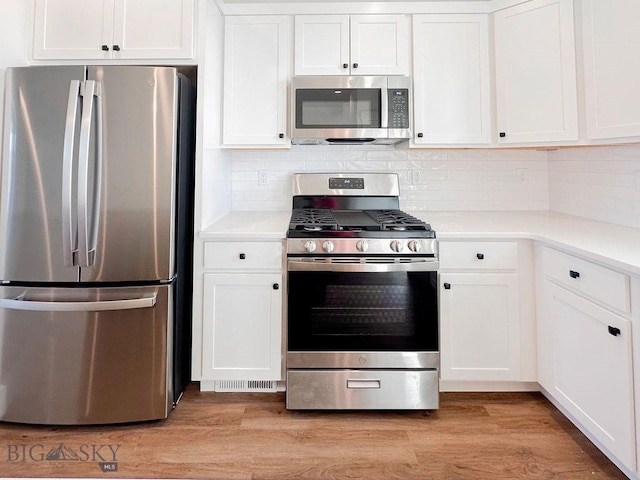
left=230, top=146, right=550, bottom=212
left=548, top=144, right=640, bottom=228
left=227, top=144, right=640, bottom=229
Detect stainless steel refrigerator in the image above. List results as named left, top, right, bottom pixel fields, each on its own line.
left=0, top=65, right=195, bottom=424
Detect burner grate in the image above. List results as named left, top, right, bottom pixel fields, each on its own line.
left=289, top=209, right=338, bottom=231
left=365, top=210, right=432, bottom=231
left=288, top=208, right=433, bottom=235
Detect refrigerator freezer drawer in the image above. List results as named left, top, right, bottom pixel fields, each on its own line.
left=0, top=285, right=174, bottom=425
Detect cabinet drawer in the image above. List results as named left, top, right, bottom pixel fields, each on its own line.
left=542, top=247, right=630, bottom=313
left=204, top=241, right=282, bottom=270
left=439, top=241, right=518, bottom=270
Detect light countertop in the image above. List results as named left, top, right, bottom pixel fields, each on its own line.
left=200, top=210, right=640, bottom=275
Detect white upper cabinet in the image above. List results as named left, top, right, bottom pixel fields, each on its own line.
left=412, top=14, right=491, bottom=145
left=294, top=15, right=349, bottom=76
left=223, top=16, right=290, bottom=147
left=33, top=0, right=195, bottom=60
left=494, top=0, right=578, bottom=144
left=294, top=15, right=409, bottom=76
left=581, top=0, right=640, bottom=140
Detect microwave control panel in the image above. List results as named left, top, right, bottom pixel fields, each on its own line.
left=388, top=89, right=410, bottom=129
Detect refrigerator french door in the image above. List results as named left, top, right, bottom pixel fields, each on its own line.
left=0, top=66, right=195, bottom=424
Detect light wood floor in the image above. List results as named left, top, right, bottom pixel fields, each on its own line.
left=0, top=384, right=628, bottom=479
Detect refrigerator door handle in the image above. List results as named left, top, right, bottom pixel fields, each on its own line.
left=62, top=80, right=82, bottom=267
left=0, top=292, right=157, bottom=312
left=77, top=80, right=103, bottom=268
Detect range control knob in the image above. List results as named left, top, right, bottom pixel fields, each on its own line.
left=390, top=240, right=404, bottom=253
left=408, top=240, right=422, bottom=253
left=303, top=241, right=317, bottom=253
left=356, top=240, right=369, bottom=252
left=322, top=241, right=335, bottom=253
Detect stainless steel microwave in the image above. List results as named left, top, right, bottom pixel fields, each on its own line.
left=290, top=75, right=412, bottom=145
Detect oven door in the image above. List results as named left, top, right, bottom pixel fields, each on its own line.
left=287, top=259, right=438, bottom=352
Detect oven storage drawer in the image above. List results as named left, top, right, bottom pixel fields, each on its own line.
left=286, top=369, right=439, bottom=410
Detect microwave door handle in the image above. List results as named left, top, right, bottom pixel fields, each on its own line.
left=62, top=80, right=81, bottom=267
left=380, top=88, right=389, bottom=129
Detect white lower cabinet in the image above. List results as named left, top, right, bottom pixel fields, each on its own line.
left=439, top=240, right=535, bottom=386
left=440, top=272, right=520, bottom=381
left=200, top=241, right=284, bottom=388
left=202, top=273, right=282, bottom=381
left=537, top=246, right=636, bottom=473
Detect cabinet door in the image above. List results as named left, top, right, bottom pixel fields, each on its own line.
left=223, top=16, right=290, bottom=146
left=294, top=15, right=349, bottom=75
left=494, top=0, right=578, bottom=143
left=350, top=15, right=410, bottom=75
left=33, top=0, right=115, bottom=60
left=440, top=273, right=520, bottom=381
left=202, top=273, right=283, bottom=381
left=412, top=14, right=490, bottom=145
left=112, top=0, right=194, bottom=59
left=581, top=0, right=640, bottom=139
left=541, top=280, right=635, bottom=469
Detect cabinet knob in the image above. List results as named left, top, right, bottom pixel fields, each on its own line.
left=608, top=326, right=621, bottom=336
left=476, top=253, right=484, bottom=260
left=113, top=45, right=121, bottom=51
left=342, top=63, right=348, bottom=69
left=278, top=133, right=284, bottom=139
left=353, top=63, right=359, bottom=69
left=499, top=132, right=506, bottom=138
left=101, top=45, right=109, bottom=51
left=569, top=270, right=580, bottom=279
left=239, top=253, right=246, bottom=260
left=443, top=283, right=451, bottom=290
left=273, top=283, right=280, bottom=290
left=417, top=133, right=424, bottom=138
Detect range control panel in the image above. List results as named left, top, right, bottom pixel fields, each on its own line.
left=328, top=177, right=365, bottom=189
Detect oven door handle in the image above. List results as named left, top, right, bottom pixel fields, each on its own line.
left=287, top=260, right=439, bottom=273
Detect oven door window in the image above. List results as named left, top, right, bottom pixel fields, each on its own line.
left=295, top=88, right=381, bottom=129
left=288, top=271, right=438, bottom=351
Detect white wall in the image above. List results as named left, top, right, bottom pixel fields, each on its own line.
left=548, top=144, right=640, bottom=229
left=0, top=3, right=29, bottom=69
left=198, top=5, right=232, bottom=229
left=0, top=2, right=29, bottom=156
left=230, top=146, right=549, bottom=212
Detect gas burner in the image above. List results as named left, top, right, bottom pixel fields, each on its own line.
left=289, top=208, right=338, bottom=231
left=365, top=209, right=430, bottom=231
left=286, top=174, right=436, bottom=245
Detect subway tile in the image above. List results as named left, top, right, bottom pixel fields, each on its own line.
left=227, top=145, right=640, bottom=224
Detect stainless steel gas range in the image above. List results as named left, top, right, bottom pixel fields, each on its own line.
left=285, top=173, right=439, bottom=410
